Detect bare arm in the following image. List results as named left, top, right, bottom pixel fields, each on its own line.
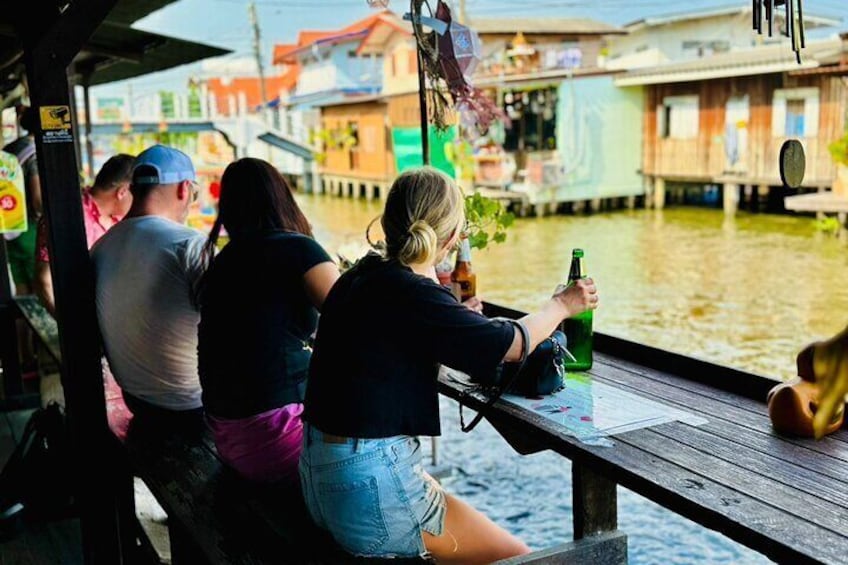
left=28, top=174, right=42, bottom=217
left=503, top=278, right=598, bottom=362
left=303, top=261, right=340, bottom=311
left=34, top=261, right=56, bottom=316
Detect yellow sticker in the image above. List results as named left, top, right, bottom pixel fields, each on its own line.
left=39, top=106, right=72, bottom=131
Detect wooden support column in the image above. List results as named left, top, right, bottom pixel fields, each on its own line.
left=572, top=464, right=617, bottom=539
left=653, top=177, right=666, bottom=210
left=723, top=183, right=739, bottom=215
left=82, top=77, right=95, bottom=181
left=0, top=239, right=22, bottom=400
left=302, top=159, right=313, bottom=194
left=16, top=0, right=123, bottom=562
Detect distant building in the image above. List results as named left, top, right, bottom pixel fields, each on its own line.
left=616, top=36, right=848, bottom=212
left=606, top=4, right=841, bottom=70
left=273, top=12, right=388, bottom=110
left=205, top=69, right=299, bottom=117
left=315, top=13, right=646, bottom=211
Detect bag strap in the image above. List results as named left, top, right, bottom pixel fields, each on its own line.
left=460, top=319, right=531, bottom=433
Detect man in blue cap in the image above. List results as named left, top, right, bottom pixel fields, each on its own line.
left=91, top=145, right=205, bottom=430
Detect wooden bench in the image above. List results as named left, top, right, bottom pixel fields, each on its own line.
left=439, top=303, right=848, bottom=565
left=13, top=294, right=627, bottom=564
left=12, top=296, right=381, bottom=563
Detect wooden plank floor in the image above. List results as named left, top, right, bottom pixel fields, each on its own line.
left=0, top=409, right=83, bottom=565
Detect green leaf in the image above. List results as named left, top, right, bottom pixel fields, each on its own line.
left=468, top=231, right=489, bottom=250
left=493, top=232, right=507, bottom=244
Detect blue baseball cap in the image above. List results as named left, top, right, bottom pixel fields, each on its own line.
left=132, top=145, right=196, bottom=186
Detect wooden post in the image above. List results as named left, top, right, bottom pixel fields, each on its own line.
left=723, top=183, right=739, bottom=215
left=16, top=0, right=124, bottom=562
left=0, top=239, right=22, bottom=400
left=572, top=464, right=617, bottom=539
left=653, top=177, right=666, bottom=209
left=82, top=78, right=95, bottom=181
left=643, top=177, right=653, bottom=209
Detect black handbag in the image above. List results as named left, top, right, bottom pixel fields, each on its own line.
left=460, top=320, right=568, bottom=432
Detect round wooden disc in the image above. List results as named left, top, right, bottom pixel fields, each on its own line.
left=779, top=139, right=806, bottom=189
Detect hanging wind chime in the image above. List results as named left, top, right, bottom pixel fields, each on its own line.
left=752, top=0, right=809, bottom=187
left=752, top=0, right=806, bottom=63
left=406, top=1, right=504, bottom=138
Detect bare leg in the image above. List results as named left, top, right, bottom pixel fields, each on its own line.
left=423, top=492, right=530, bottom=565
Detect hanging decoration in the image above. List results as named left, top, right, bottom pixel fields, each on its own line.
left=752, top=0, right=806, bottom=63
left=367, top=0, right=390, bottom=8
left=407, top=0, right=505, bottom=133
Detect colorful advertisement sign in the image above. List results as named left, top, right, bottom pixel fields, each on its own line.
left=97, top=97, right=125, bottom=121
left=0, top=152, right=28, bottom=233
left=391, top=126, right=457, bottom=177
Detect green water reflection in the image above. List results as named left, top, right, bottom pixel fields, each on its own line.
left=297, top=193, right=848, bottom=381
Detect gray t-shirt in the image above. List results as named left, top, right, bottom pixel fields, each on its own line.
left=92, top=216, right=206, bottom=410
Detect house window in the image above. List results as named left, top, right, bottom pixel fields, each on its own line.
left=408, top=50, right=418, bottom=74
left=658, top=95, right=699, bottom=139
left=772, top=88, right=819, bottom=137
left=785, top=99, right=806, bottom=137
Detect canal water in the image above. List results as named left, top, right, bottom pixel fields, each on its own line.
left=296, top=193, right=848, bottom=564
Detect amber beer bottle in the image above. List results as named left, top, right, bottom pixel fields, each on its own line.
left=451, top=237, right=477, bottom=302
left=560, top=248, right=593, bottom=371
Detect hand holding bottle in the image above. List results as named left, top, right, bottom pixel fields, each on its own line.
left=553, top=277, right=598, bottom=319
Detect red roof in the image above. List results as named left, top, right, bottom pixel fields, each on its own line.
left=272, top=11, right=395, bottom=65
left=206, top=66, right=300, bottom=115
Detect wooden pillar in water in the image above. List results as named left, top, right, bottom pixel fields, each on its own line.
left=573, top=464, right=618, bottom=538
left=653, top=177, right=666, bottom=209
left=723, top=183, right=739, bottom=215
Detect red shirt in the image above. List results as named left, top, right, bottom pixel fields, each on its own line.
left=36, top=189, right=122, bottom=262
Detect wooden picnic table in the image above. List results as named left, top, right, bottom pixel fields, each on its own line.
left=440, top=304, right=848, bottom=565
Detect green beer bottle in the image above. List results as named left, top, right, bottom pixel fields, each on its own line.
left=560, top=248, right=593, bottom=371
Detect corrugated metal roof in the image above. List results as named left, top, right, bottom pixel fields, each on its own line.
left=0, top=1, right=229, bottom=89
left=614, top=39, right=842, bottom=86
left=78, top=23, right=230, bottom=86
left=467, top=18, right=624, bottom=36
left=107, top=0, right=179, bottom=24
left=624, top=4, right=841, bottom=31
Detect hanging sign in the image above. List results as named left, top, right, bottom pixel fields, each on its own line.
left=39, top=105, right=73, bottom=144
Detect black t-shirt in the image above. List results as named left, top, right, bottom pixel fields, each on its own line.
left=303, top=253, right=515, bottom=438
left=198, top=231, right=332, bottom=418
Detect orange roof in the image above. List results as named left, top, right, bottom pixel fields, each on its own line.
left=206, top=66, right=300, bottom=115
left=272, top=11, right=395, bottom=65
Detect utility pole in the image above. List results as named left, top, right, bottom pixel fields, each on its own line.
left=248, top=1, right=270, bottom=126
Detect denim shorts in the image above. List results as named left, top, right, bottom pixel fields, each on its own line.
left=299, top=425, right=447, bottom=558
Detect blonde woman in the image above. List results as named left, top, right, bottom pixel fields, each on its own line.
left=300, top=167, right=598, bottom=563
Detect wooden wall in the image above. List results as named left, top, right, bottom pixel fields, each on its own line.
left=321, top=101, right=392, bottom=181
left=643, top=74, right=846, bottom=187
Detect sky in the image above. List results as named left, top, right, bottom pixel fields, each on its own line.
left=91, top=0, right=848, bottom=99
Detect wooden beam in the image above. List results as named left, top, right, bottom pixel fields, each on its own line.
left=495, top=531, right=627, bottom=564
left=0, top=239, right=22, bottom=399
left=82, top=79, right=94, bottom=181
left=572, top=464, right=618, bottom=539
left=21, top=0, right=117, bottom=68
left=17, top=0, right=124, bottom=562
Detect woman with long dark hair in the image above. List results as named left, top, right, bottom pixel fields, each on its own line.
left=199, top=158, right=338, bottom=484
